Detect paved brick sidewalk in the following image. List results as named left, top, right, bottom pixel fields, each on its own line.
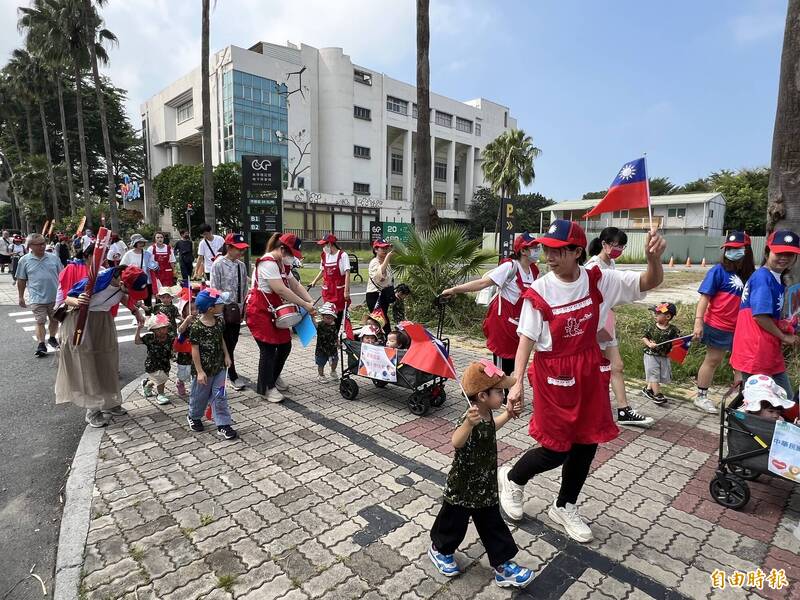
left=76, top=330, right=800, bottom=600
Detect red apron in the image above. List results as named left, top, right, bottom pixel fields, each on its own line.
left=482, top=262, right=539, bottom=359
left=523, top=267, right=617, bottom=452
left=321, top=250, right=347, bottom=312
left=150, top=244, right=175, bottom=287
left=246, top=255, right=292, bottom=345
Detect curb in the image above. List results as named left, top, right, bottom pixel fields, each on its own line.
left=53, top=375, right=145, bottom=600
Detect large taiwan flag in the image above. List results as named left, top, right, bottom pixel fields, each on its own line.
left=583, top=158, right=650, bottom=218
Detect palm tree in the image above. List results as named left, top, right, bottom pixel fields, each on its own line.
left=83, top=0, right=119, bottom=232
left=19, top=0, right=78, bottom=216
left=201, top=0, right=215, bottom=228
left=413, top=0, right=431, bottom=232
left=481, top=128, right=541, bottom=244
left=8, top=49, right=60, bottom=221
left=768, top=0, right=800, bottom=284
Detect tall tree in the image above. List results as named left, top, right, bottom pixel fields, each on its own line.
left=83, top=0, right=119, bottom=232
left=0, top=78, right=23, bottom=229
left=413, top=0, right=431, bottom=232
left=767, top=0, right=800, bottom=281
left=19, top=0, right=78, bottom=215
left=201, top=0, right=215, bottom=228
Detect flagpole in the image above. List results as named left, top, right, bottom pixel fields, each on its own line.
left=643, top=154, right=654, bottom=231
left=652, top=334, right=693, bottom=348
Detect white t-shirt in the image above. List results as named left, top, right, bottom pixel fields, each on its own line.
left=585, top=255, right=616, bottom=271
left=487, top=260, right=536, bottom=305
left=367, top=257, right=393, bottom=293
left=254, top=259, right=285, bottom=294
left=120, top=250, right=158, bottom=283
left=516, top=267, right=644, bottom=352
left=10, top=243, right=25, bottom=255
left=197, top=235, right=225, bottom=272
left=585, top=255, right=618, bottom=346
left=0, top=237, right=10, bottom=256
left=319, top=250, right=351, bottom=275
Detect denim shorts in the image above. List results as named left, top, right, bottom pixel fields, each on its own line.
left=315, top=354, right=337, bottom=367
left=701, top=322, right=734, bottom=351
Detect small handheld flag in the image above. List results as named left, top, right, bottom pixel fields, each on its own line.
left=667, top=335, right=693, bottom=364
left=583, top=158, right=651, bottom=223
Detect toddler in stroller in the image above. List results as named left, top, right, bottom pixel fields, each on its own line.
left=710, top=374, right=797, bottom=509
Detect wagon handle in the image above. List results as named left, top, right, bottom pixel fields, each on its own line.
left=434, top=295, right=448, bottom=340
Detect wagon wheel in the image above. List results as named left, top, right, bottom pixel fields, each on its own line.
left=729, top=464, right=760, bottom=481
left=709, top=473, right=750, bottom=510
left=373, top=380, right=389, bottom=388
left=408, top=391, right=430, bottom=416
left=429, top=385, right=446, bottom=408
left=340, top=378, right=359, bottom=400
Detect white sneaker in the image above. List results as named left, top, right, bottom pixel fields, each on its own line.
left=85, top=410, right=109, bottom=428
left=329, top=371, right=339, bottom=381
left=266, top=387, right=284, bottom=403
left=693, top=395, right=717, bottom=414
left=274, top=377, right=290, bottom=392
left=156, top=394, right=171, bottom=405
left=498, top=465, right=525, bottom=520
left=317, top=374, right=328, bottom=383
left=140, top=378, right=153, bottom=398
left=548, top=501, right=593, bottom=543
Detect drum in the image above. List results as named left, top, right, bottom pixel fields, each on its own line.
left=273, top=303, right=302, bottom=329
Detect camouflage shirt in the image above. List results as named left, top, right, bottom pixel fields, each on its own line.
left=443, top=413, right=498, bottom=508
left=643, top=322, right=681, bottom=357
left=315, top=321, right=338, bottom=359
left=142, top=332, right=173, bottom=374
left=189, top=317, right=225, bottom=376
left=392, top=298, right=406, bottom=323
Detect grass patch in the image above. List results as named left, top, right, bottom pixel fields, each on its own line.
left=217, top=574, right=237, bottom=593
left=180, top=526, right=194, bottom=538
left=129, top=546, right=145, bottom=562
left=199, top=514, right=214, bottom=527
left=661, top=270, right=707, bottom=287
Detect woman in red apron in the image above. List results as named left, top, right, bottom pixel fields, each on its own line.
left=310, top=234, right=351, bottom=331
left=150, top=232, right=176, bottom=289
left=246, top=232, right=315, bottom=403
left=441, top=233, right=540, bottom=375
left=496, top=220, right=666, bottom=544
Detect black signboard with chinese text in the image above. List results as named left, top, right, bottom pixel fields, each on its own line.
left=499, top=197, right=516, bottom=260
left=241, top=155, right=282, bottom=257
left=369, top=221, right=384, bottom=245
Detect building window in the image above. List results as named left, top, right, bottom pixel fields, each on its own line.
left=504, top=111, right=508, bottom=127
left=475, top=123, right=481, bottom=136
left=176, top=100, right=193, bottom=124
left=434, top=191, right=447, bottom=209
left=456, top=117, right=473, bottom=133
left=454, top=165, right=460, bottom=182
left=354, top=69, right=372, bottom=85
left=386, top=96, right=408, bottom=115
left=612, top=210, right=629, bottom=219
left=435, top=111, right=453, bottom=128
left=391, top=153, right=403, bottom=175
left=454, top=196, right=461, bottom=211
left=434, top=161, right=447, bottom=182
left=297, top=177, right=305, bottom=189
left=708, top=209, right=714, bottom=218
left=391, top=186, right=403, bottom=200
left=353, top=105, right=371, bottom=121
left=668, top=207, right=686, bottom=218
left=354, top=145, right=371, bottom=159
left=353, top=182, right=370, bottom=195
left=412, top=103, right=418, bottom=119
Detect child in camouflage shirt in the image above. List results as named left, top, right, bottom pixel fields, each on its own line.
left=187, top=289, right=237, bottom=440
left=174, top=298, right=197, bottom=398
left=315, top=302, right=340, bottom=381
left=427, top=360, right=533, bottom=589
left=642, top=302, right=681, bottom=405
left=135, top=313, right=174, bottom=405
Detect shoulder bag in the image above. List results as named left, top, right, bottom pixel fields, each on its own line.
left=223, top=261, right=243, bottom=326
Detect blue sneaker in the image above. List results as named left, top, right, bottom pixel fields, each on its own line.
left=494, top=561, right=534, bottom=588
left=427, top=544, right=461, bottom=577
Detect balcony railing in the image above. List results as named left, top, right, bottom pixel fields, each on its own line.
left=284, top=228, right=371, bottom=243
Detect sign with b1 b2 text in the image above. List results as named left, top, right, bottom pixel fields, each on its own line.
left=241, top=155, right=282, bottom=235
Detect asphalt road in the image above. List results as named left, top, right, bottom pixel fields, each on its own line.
left=0, top=287, right=145, bottom=599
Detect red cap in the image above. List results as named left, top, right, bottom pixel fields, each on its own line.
left=279, top=233, right=304, bottom=259
left=224, top=233, right=249, bottom=250
left=721, top=231, right=751, bottom=249
left=513, top=233, right=538, bottom=253
left=533, top=219, right=587, bottom=249
left=372, top=238, right=392, bottom=249
left=317, top=234, right=337, bottom=246
left=767, top=230, right=800, bottom=255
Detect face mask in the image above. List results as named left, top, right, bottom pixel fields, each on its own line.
left=608, top=247, right=624, bottom=260
left=529, top=247, right=541, bottom=261
left=725, top=248, right=746, bottom=261
left=282, top=256, right=295, bottom=266
left=324, top=244, right=334, bottom=255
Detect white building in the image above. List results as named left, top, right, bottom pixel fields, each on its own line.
left=542, top=192, right=727, bottom=236
left=140, top=40, right=517, bottom=238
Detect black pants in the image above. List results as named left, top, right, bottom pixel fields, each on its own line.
left=430, top=501, right=517, bottom=568
left=255, top=340, right=292, bottom=395
left=179, top=259, right=193, bottom=286
left=222, top=321, right=241, bottom=381
left=335, top=310, right=344, bottom=333
left=365, top=291, right=392, bottom=334
left=508, top=443, right=598, bottom=507
left=493, top=355, right=515, bottom=376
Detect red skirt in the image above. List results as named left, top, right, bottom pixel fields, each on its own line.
left=482, top=296, right=522, bottom=360
left=246, top=289, right=291, bottom=345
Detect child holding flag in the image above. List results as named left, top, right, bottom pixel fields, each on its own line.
left=135, top=313, right=174, bottom=405
left=315, top=302, right=340, bottom=382
left=641, top=303, right=681, bottom=405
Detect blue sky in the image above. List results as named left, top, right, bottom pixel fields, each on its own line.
left=0, top=0, right=787, bottom=200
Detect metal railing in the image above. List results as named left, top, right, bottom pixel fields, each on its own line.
left=284, top=228, right=371, bottom=242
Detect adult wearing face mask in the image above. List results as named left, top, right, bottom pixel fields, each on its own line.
left=173, top=230, right=195, bottom=286
left=586, top=228, right=653, bottom=427
left=246, top=233, right=315, bottom=403
left=441, top=233, right=540, bottom=376
left=309, top=234, right=351, bottom=331
left=730, top=231, right=800, bottom=402
left=691, top=231, right=755, bottom=413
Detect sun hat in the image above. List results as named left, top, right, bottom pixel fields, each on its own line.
left=317, top=233, right=337, bottom=246
left=224, top=232, right=249, bottom=250
left=513, top=232, right=539, bottom=253
left=196, top=288, right=227, bottom=313
left=533, top=219, right=587, bottom=249
left=359, top=324, right=381, bottom=339
left=130, top=233, right=148, bottom=246
left=653, top=302, right=677, bottom=317
left=766, top=230, right=800, bottom=254
left=279, top=233, right=304, bottom=259
left=742, top=375, right=795, bottom=412
left=461, top=359, right=517, bottom=397
left=721, top=231, right=751, bottom=249
left=319, top=302, right=338, bottom=317
left=145, top=313, right=171, bottom=331
left=157, top=284, right=183, bottom=298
